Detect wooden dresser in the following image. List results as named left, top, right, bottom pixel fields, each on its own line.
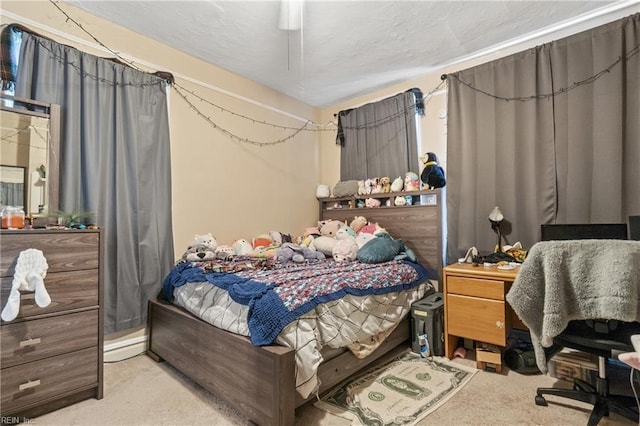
left=0, top=229, right=103, bottom=420
left=442, top=263, right=525, bottom=360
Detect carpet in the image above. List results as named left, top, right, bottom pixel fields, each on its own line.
left=315, top=351, right=478, bottom=426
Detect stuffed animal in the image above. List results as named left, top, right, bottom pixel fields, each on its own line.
left=252, top=234, right=273, bottom=249
left=251, top=245, right=280, bottom=258
left=180, top=243, right=216, bottom=263
left=404, top=172, right=420, bottom=191
left=310, top=236, right=337, bottom=256
left=371, top=178, right=383, bottom=194
left=299, top=234, right=316, bottom=247
left=333, top=180, right=359, bottom=197
left=420, top=152, right=446, bottom=189
left=355, top=232, right=375, bottom=248
left=391, top=176, right=404, bottom=192
left=357, top=180, right=367, bottom=196
left=349, top=216, right=367, bottom=233
left=316, top=184, right=330, bottom=198
left=193, top=233, right=218, bottom=250
left=319, top=220, right=342, bottom=237
left=357, top=234, right=405, bottom=264
left=394, top=195, right=407, bottom=206
left=214, top=245, right=235, bottom=260
left=233, top=239, right=254, bottom=255
left=332, top=238, right=359, bottom=262
left=359, top=222, right=379, bottom=235
left=364, top=178, right=376, bottom=194
left=335, top=224, right=357, bottom=239
left=277, top=242, right=325, bottom=263
left=379, top=177, right=391, bottom=193
left=1, top=249, right=50, bottom=322
left=304, top=226, right=321, bottom=237
left=365, top=198, right=381, bottom=208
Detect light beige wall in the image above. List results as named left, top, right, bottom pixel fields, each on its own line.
left=1, top=1, right=322, bottom=257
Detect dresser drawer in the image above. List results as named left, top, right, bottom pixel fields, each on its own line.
left=0, top=231, right=99, bottom=277
left=1, top=347, right=98, bottom=414
left=1, top=310, right=98, bottom=368
left=446, top=294, right=507, bottom=346
left=447, top=276, right=506, bottom=300
left=0, top=269, right=99, bottom=320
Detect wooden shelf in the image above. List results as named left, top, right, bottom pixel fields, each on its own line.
left=318, top=189, right=439, bottom=216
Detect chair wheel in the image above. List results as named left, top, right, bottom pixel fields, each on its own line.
left=535, top=395, right=548, bottom=406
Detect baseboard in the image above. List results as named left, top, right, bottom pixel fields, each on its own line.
left=103, top=335, right=148, bottom=363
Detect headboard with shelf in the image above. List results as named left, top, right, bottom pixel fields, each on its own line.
left=319, top=189, right=443, bottom=285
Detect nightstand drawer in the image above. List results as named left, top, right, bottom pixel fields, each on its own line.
left=1, top=347, right=98, bottom=414
left=1, top=310, right=98, bottom=368
left=0, top=269, right=99, bottom=320
left=446, top=294, right=507, bottom=346
left=447, top=276, right=506, bottom=300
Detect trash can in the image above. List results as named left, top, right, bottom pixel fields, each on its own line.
left=410, top=292, right=444, bottom=356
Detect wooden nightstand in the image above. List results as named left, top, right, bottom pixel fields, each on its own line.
left=442, top=263, right=525, bottom=361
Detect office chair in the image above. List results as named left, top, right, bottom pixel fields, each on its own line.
left=534, top=223, right=640, bottom=426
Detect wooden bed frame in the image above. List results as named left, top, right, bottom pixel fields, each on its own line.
left=147, top=192, right=443, bottom=425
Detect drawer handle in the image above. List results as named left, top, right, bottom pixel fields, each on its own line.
left=19, top=380, right=41, bottom=391
left=19, top=337, right=42, bottom=348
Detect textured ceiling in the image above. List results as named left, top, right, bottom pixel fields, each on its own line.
left=64, top=1, right=636, bottom=108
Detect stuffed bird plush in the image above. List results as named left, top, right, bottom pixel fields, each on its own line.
left=420, top=152, right=446, bottom=189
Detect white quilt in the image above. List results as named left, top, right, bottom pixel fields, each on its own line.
left=174, top=280, right=432, bottom=398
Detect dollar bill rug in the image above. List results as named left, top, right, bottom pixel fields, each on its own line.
left=315, top=351, right=478, bottom=426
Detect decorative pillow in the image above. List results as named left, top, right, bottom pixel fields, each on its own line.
left=332, top=180, right=359, bottom=197
left=357, top=234, right=405, bottom=264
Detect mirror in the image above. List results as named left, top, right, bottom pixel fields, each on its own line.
left=0, top=95, right=59, bottom=226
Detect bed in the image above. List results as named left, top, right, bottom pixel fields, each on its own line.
left=147, top=195, right=442, bottom=426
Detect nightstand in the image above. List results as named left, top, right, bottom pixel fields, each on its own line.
left=442, top=263, right=525, bottom=360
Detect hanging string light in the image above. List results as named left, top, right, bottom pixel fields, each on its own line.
left=38, top=0, right=639, bottom=146
left=442, top=42, right=640, bottom=101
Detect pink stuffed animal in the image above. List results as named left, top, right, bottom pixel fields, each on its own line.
left=365, top=198, right=381, bottom=208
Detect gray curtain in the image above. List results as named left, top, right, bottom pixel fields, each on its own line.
left=0, top=182, right=25, bottom=206
left=446, top=13, right=640, bottom=264
left=15, top=30, right=175, bottom=333
left=338, top=89, right=422, bottom=180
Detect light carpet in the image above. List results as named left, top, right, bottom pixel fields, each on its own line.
left=315, top=351, right=477, bottom=426
left=33, top=350, right=634, bottom=425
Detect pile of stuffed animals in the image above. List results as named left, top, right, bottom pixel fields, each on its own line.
left=177, top=215, right=417, bottom=267
left=317, top=153, right=446, bottom=208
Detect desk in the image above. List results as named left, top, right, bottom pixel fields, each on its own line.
left=443, top=263, right=525, bottom=360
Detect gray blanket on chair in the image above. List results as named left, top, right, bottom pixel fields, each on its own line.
left=506, top=240, right=640, bottom=372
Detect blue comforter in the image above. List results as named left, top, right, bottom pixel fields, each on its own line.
left=163, top=258, right=433, bottom=345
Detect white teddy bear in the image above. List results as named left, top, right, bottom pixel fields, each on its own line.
left=193, top=233, right=218, bottom=250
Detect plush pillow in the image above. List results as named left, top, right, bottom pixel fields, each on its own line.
left=357, top=234, right=405, bottom=264
left=332, top=180, right=359, bottom=197
left=311, top=236, right=337, bottom=256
